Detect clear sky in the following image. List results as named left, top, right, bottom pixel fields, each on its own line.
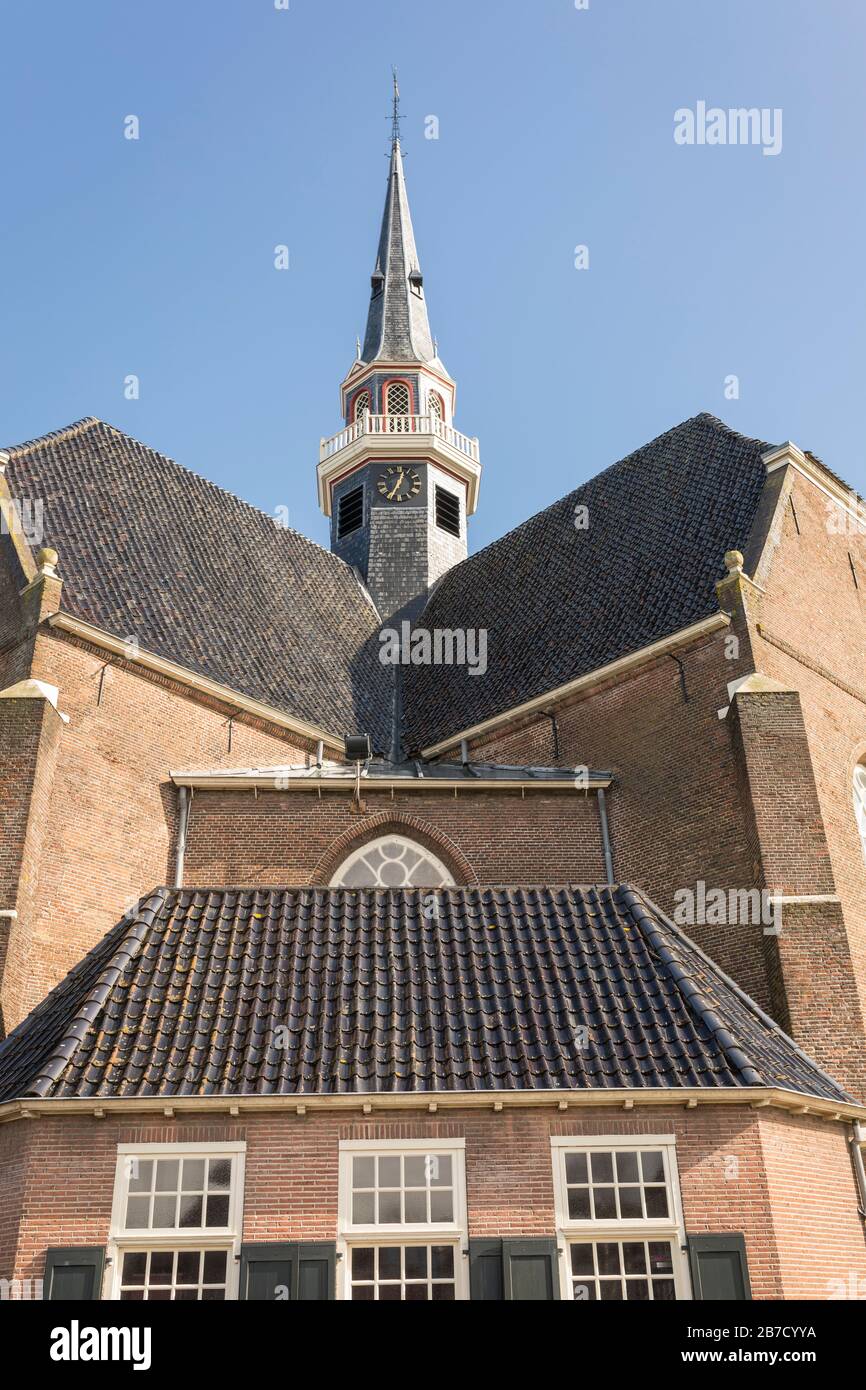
left=1, top=0, right=864, bottom=552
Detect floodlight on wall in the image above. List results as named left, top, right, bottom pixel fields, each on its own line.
left=345, top=734, right=372, bottom=763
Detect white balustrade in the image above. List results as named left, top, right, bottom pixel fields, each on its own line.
left=320, top=414, right=480, bottom=464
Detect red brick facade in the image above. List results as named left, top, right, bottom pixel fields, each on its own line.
left=2, top=447, right=866, bottom=1299
left=1, top=1102, right=863, bottom=1300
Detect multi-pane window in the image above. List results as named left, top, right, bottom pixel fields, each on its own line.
left=350, top=1151, right=454, bottom=1225
left=349, top=1245, right=456, bottom=1301
left=428, top=392, right=443, bottom=421
left=385, top=381, right=411, bottom=430
left=119, top=1249, right=229, bottom=1301
left=551, top=1137, right=688, bottom=1302
left=338, top=1140, right=467, bottom=1300
left=122, top=1155, right=233, bottom=1231
left=563, top=1147, right=669, bottom=1221
left=353, top=389, right=371, bottom=423
left=110, top=1144, right=245, bottom=1301
left=854, top=764, right=866, bottom=861
left=568, top=1240, right=677, bottom=1302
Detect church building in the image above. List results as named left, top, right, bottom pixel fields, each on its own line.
left=1, top=98, right=865, bottom=1302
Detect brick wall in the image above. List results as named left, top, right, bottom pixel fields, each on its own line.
left=467, top=630, right=772, bottom=1010
left=2, top=1103, right=863, bottom=1299
left=181, top=788, right=607, bottom=888
left=0, top=627, right=317, bottom=1030
left=749, top=466, right=866, bottom=1051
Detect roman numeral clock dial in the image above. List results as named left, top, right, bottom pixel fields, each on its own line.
left=377, top=466, right=421, bottom=502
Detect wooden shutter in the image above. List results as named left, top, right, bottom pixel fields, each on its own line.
left=469, top=1238, right=560, bottom=1300
left=43, top=1247, right=105, bottom=1301
left=239, top=1242, right=335, bottom=1300
left=687, top=1233, right=752, bottom=1300
left=468, top=1239, right=506, bottom=1300
left=503, top=1239, right=560, bottom=1301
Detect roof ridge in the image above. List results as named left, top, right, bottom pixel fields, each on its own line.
left=615, top=886, right=765, bottom=1088
left=2, top=416, right=103, bottom=456
left=629, top=887, right=855, bottom=1101
left=420, top=412, right=771, bottom=603
left=3, top=416, right=361, bottom=579
left=11, top=890, right=166, bottom=1100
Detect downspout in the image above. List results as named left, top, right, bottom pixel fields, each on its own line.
left=597, top=787, right=615, bottom=883
left=174, top=785, right=191, bottom=889
left=851, top=1122, right=866, bottom=1221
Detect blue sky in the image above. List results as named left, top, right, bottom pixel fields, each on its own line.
left=1, top=0, right=864, bottom=552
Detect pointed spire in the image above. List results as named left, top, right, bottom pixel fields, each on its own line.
left=361, top=75, right=437, bottom=365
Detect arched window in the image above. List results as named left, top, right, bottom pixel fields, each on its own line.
left=330, top=834, right=455, bottom=888
left=428, top=392, right=444, bottom=422
left=385, top=381, right=411, bottom=432
left=854, top=764, right=866, bottom=860
left=353, top=389, right=371, bottom=423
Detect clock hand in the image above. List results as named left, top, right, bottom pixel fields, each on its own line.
left=387, top=469, right=405, bottom=500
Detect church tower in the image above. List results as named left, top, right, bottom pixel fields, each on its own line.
left=316, top=80, right=482, bottom=624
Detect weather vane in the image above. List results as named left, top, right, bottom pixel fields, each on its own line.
left=390, top=68, right=402, bottom=148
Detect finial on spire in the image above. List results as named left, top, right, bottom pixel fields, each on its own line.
left=390, top=68, right=402, bottom=148
left=355, top=335, right=362, bottom=360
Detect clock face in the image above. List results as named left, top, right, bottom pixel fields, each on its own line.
left=376, top=466, right=421, bottom=503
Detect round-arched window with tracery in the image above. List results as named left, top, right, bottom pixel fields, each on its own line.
left=854, top=764, right=866, bottom=861
left=330, top=834, right=455, bottom=888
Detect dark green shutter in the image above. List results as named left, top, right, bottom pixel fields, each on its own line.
left=43, top=1247, right=105, bottom=1301
left=503, top=1239, right=560, bottom=1301
left=469, top=1239, right=506, bottom=1300
left=296, top=1243, right=336, bottom=1301
left=239, top=1242, right=335, bottom=1300
left=687, top=1233, right=752, bottom=1300
left=469, top=1238, right=560, bottom=1300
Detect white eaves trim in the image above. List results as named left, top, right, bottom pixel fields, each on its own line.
left=763, top=441, right=865, bottom=526
left=46, top=611, right=345, bottom=751
left=169, top=770, right=612, bottom=793
left=420, top=612, right=731, bottom=759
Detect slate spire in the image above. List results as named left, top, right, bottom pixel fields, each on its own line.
left=361, top=75, right=437, bottom=364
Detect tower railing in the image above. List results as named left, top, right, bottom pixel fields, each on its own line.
left=319, top=414, right=480, bottom=464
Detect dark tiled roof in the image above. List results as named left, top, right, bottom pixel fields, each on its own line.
left=362, top=140, right=436, bottom=364
left=3, top=417, right=393, bottom=749
left=403, top=414, right=771, bottom=751
left=0, top=885, right=848, bottom=1103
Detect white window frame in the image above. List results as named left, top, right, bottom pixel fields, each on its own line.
left=107, top=1141, right=246, bottom=1301
left=551, top=1135, right=691, bottom=1301
left=337, top=1138, right=468, bottom=1301
left=330, top=834, right=455, bottom=888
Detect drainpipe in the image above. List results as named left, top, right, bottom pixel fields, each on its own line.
left=851, top=1122, right=866, bottom=1221
left=597, top=787, right=615, bottom=884
left=174, top=785, right=191, bottom=889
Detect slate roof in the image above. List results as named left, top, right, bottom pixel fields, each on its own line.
left=403, top=413, right=771, bottom=751
left=0, top=884, right=849, bottom=1104
left=361, top=138, right=437, bottom=365
left=2, top=417, right=393, bottom=749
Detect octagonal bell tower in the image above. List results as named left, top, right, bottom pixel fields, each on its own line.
left=316, top=79, right=481, bottom=625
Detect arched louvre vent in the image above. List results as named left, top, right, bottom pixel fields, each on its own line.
left=386, top=382, right=411, bottom=431
left=435, top=485, right=460, bottom=538
left=337, top=485, right=364, bottom=539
